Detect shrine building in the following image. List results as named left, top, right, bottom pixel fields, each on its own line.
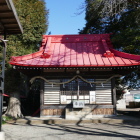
left=10, top=34, right=140, bottom=119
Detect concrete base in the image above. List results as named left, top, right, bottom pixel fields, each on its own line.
left=65, top=107, right=114, bottom=120
left=66, top=108, right=93, bottom=120
left=0, top=132, right=5, bottom=140
left=117, top=99, right=126, bottom=109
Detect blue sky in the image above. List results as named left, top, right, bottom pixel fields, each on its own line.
left=45, top=0, right=86, bottom=35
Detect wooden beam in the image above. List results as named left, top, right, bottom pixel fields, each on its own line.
left=41, top=105, right=114, bottom=109
left=0, top=3, right=7, bottom=6
left=0, top=22, right=5, bottom=30
left=0, top=17, right=15, bottom=20
left=0, top=10, right=11, bottom=14
left=3, top=22, right=17, bottom=25
left=111, top=78, right=117, bottom=115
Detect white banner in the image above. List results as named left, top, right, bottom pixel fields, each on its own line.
left=90, top=91, right=96, bottom=104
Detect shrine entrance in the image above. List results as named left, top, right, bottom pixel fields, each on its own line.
left=60, top=78, right=95, bottom=104
left=43, top=77, right=96, bottom=106
left=40, top=75, right=112, bottom=118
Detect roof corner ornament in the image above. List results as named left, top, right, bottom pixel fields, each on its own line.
left=104, top=51, right=114, bottom=57
left=41, top=52, right=51, bottom=58
left=102, top=39, right=114, bottom=57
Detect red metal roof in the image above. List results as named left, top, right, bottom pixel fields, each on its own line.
left=10, top=34, right=140, bottom=67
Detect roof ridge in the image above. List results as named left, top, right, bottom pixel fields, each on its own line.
left=41, top=37, right=51, bottom=58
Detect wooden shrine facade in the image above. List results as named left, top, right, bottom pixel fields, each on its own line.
left=40, top=75, right=115, bottom=118
left=10, top=34, right=140, bottom=118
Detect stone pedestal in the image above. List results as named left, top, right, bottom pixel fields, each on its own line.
left=65, top=106, right=114, bottom=120
left=66, top=108, right=93, bottom=120
left=0, top=132, right=5, bottom=140
left=116, top=99, right=126, bottom=109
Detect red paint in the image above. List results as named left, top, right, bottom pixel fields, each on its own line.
left=41, top=37, right=52, bottom=58
left=102, top=39, right=114, bottom=57
left=9, top=34, right=140, bottom=67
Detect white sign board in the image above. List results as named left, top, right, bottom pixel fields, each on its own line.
left=60, top=95, right=67, bottom=104
left=73, top=100, right=85, bottom=108
left=90, top=91, right=96, bottom=104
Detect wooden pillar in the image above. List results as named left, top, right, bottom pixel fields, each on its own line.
left=0, top=36, right=7, bottom=131
left=40, top=80, right=44, bottom=117
left=111, top=77, right=117, bottom=115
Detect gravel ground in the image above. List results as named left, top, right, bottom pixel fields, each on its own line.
left=2, top=123, right=140, bottom=140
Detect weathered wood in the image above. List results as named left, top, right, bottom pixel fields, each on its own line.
left=42, top=108, right=113, bottom=116
left=41, top=105, right=113, bottom=109
left=40, top=80, right=44, bottom=106
left=41, top=77, right=114, bottom=118
left=42, top=107, right=113, bottom=117
left=44, top=80, right=60, bottom=104
left=42, top=108, right=65, bottom=116
left=43, top=78, right=113, bottom=105
left=92, top=108, right=113, bottom=115
left=111, top=78, right=117, bottom=115
left=95, top=79, right=112, bottom=104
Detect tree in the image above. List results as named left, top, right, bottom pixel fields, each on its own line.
left=79, top=0, right=140, bottom=54
left=4, top=0, right=49, bottom=118
left=79, top=0, right=140, bottom=89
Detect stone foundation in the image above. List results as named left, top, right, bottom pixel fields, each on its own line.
left=41, top=107, right=114, bottom=119
left=66, top=107, right=114, bottom=119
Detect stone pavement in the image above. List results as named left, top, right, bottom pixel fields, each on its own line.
left=2, top=121, right=140, bottom=140
left=2, top=108, right=140, bottom=140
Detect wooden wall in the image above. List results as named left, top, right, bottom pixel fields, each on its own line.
left=41, top=78, right=113, bottom=117
left=43, top=79, right=112, bottom=105
left=95, top=79, right=112, bottom=104
left=44, top=80, right=60, bottom=104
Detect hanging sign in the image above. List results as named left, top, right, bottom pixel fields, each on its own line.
left=90, top=91, right=96, bottom=104
left=73, top=100, right=85, bottom=108
left=60, top=95, right=67, bottom=104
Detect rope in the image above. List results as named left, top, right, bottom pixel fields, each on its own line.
left=30, top=75, right=122, bottom=85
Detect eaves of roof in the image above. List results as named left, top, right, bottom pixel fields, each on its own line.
left=0, top=0, right=23, bottom=35
left=9, top=34, right=140, bottom=68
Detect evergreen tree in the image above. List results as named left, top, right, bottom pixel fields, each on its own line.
left=4, top=0, right=48, bottom=118
left=5, top=0, right=48, bottom=91
left=6, top=0, right=48, bottom=62
left=79, top=0, right=140, bottom=89
left=80, top=0, right=140, bottom=55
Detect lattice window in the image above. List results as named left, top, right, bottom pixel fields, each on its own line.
left=60, top=78, right=95, bottom=95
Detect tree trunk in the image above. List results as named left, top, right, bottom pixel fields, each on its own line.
left=5, top=92, right=23, bottom=118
